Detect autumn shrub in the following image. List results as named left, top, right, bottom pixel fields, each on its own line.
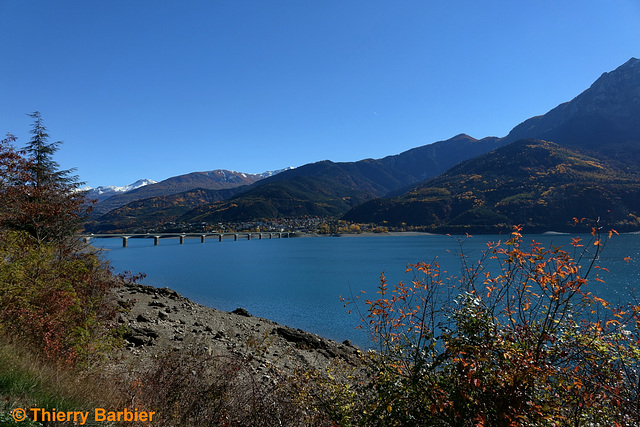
left=340, top=225, right=640, bottom=426
left=0, top=230, right=120, bottom=366
left=276, top=357, right=376, bottom=427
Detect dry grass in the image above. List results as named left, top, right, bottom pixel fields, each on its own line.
left=0, top=336, right=348, bottom=426
left=121, top=348, right=326, bottom=426
left=0, top=337, right=124, bottom=426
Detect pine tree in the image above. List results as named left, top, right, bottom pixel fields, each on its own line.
left=0, top=113, right=90, bottom=245
left=25, top=111, right=78, bottom=188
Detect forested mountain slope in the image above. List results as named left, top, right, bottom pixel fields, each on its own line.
left=343, top=139, right=640, bottom=232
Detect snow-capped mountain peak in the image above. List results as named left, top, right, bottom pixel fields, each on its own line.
left=83, top=179, right=157, bottom=202
left=258, top=167, right=295, bottom=178
left=118, top=179, right=157, bottom=193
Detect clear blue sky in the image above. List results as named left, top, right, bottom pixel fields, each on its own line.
left=1, top=1, right=639, bottom=187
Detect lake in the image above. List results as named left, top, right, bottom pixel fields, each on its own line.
left=94, top=232, right=640, bottom=349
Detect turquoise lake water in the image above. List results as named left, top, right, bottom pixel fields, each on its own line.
left=95, top=233, right=640, bottom=349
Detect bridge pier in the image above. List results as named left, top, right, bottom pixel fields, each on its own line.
left=259, top=233, right=262, bottom=240
left=83, top=237, right=91, bottom=244
left=201, top=235, right=206, bottom=243
left=219, top=234, right=223, bottom=242
left=122, top=236, right=129, bottom=247
left=234, top=234, right=238, bottom=241
left=154, top=236, right=160, bottom=245
left=247, top=233, right=251, bottom=240
left=179, top=235, right=185, bottom=244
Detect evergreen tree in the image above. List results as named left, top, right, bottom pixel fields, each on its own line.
left=0, top=113, right=90, bottom=244
left=25, top=111, right=78, bottom=188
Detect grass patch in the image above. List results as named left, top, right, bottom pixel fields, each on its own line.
left=0, top=337, right=121, bottom=426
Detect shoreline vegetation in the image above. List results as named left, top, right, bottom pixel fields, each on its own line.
left=3, top=115, right=640, bottom=424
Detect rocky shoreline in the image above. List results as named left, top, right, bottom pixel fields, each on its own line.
left=111, top=281, right=362, bottom=378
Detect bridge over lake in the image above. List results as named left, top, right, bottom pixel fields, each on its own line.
left=81, top=232, right=290, bottom=247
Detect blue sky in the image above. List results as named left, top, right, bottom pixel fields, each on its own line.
left=1, top=1, right=639, bottom=187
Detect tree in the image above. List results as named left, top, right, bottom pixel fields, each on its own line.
left=0, top=113, right=91, bottom=245
left=24, top=111, right=76, bottom=188
left=0, top=122, right=120, bottom=367
left=0, top=133, right=30, bottom=229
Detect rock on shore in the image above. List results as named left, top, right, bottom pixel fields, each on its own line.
left=111, top=282, right=361, bottom=378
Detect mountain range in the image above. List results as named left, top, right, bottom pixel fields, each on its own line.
left=85, top=57, right=640, bottom=233
left=344, top=139, right=640, bottom=232
left=343, top=58, right=640, bottom=232
left=83, top=179, right=157, bottom=203
left=89, top=168, right=292, bottom=216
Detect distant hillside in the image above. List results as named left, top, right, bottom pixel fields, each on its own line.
left=177, top=138, right=512, bottom=223
left=378, top=134, right=502, bottom=183
left=92, top=169, right=272, bottom=216
left=180, top=175, right=374, bottom=223
left=343, top=139, right=640, bottom=232
left=176, top=160, right=406, bottom=223
left=85, top=187, right=240, bottom=233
